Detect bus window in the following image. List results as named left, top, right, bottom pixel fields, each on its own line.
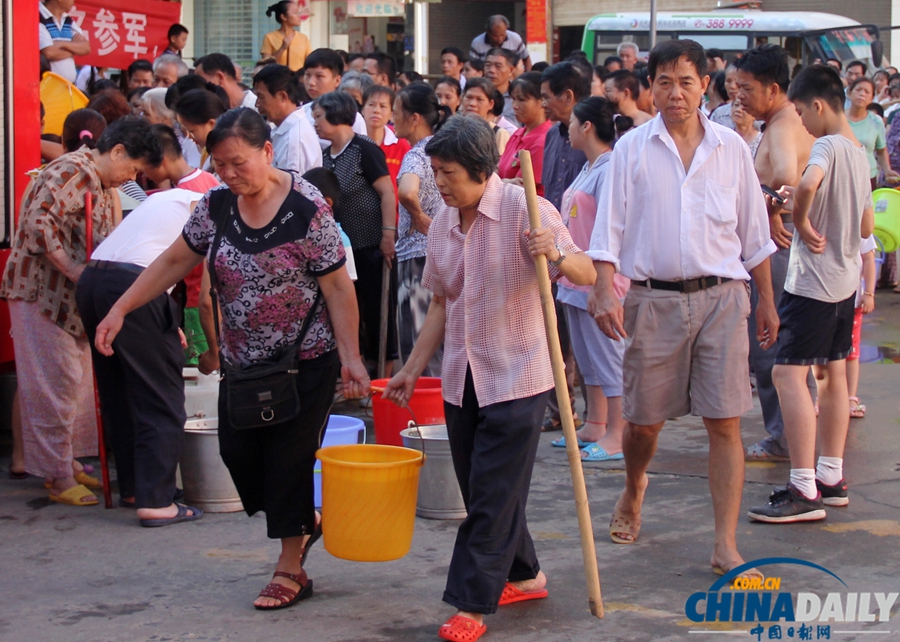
left=680, top=34, right=749, bottom=52
left=810, top=27, right=876, bottom=65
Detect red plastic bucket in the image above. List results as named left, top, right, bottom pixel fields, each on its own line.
left=371, top=377, right=444, bottom=446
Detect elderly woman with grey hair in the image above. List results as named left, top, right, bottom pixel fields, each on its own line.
left=383, top=115, right=595, bottom=642
left=338, top=70, right=375, bottom=109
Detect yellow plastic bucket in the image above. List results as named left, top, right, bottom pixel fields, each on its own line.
left=316, top=444, right=425, bottom=562
left=40, top=72, right=89, bottom=137
left=873, top=188, right=900, bottom=253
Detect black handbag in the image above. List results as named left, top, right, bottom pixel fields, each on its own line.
left=208, top=193, right=323, bottom=431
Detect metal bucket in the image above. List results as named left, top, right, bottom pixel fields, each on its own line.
left=181, top=418, right=243, bottom=513
left=400, top=424, right=466, bottom=520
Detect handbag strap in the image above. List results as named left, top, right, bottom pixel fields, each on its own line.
left=207, top=191, right=325, bottom=365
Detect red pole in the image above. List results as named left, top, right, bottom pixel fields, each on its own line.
left=85, top=192, right=113, bottom=509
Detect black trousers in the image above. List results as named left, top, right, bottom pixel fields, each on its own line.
left=442, top=367, right=550, bottom=614
left=353, top=246, right=398, bottom=365
left=76, top=263, right=186, bottom=508
left=217, top=350, right=340, bottom=539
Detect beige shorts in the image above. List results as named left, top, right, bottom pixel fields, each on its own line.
left=622, top=279, right=752, bottom=426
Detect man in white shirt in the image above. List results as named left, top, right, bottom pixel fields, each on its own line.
left=194, top=53, right=257, bottom=110
left=76, top=188, right=206, bottom=527
left=588, top=39, right=779, bottom=579
left=39, top=0, right=90, bottom=84
left=301, top=48, right=367, bottom=149
left=253, top=64, right=322, bottom=174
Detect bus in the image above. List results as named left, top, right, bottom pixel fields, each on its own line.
left=581, top=10, right=884, bottom=71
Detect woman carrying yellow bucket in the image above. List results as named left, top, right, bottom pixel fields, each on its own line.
left=383, top=116, right=596, bottom=642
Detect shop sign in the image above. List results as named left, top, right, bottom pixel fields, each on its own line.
left=348, top=0, right=406, bottom=17
left=68, top=0, right=181, bottom=69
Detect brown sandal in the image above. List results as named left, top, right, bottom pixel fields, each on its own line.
left=254, top=570, right=313, bottom=610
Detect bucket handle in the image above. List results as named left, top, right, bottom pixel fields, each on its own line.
left=362, top=389, right=426, bottom=464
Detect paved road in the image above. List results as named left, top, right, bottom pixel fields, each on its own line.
left=2, top=299, right=900, bottom=641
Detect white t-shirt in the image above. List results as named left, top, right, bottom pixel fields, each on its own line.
left=272, top=108, right=323, bottom=174
left=92, top=189, right=204, bottom=267
left=303, top=102, right=367, bottom=149
left=785, top=135, right=873, bottom=303
left=39, top=3, right=85, bottom=84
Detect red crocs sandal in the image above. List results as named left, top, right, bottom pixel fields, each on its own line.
left=438, top=614, right=487, bottom=642
left=254, top=570, right=313, bottom=610
left=498, top=582, right=549, bottom=606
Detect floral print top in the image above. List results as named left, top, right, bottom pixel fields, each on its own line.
left=0, top=148, right=114, bottom=337
left=182, top=174, right=346, bottom=367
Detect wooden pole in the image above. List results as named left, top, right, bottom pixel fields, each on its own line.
left=518, top=149, right=604, bottom=618
left=84, top=192, right=113, bottom=509
left=377, top=260, right=390, bottom=379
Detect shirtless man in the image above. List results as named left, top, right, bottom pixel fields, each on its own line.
left=604, top=69, right=653, bottom=126
left=734, top=44, right=816, bottom=462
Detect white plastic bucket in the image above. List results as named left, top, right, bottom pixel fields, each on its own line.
left=181, top=418, right=243, bottom=513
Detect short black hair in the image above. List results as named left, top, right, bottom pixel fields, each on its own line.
left=441, top=46, right=467, bottom=64
left=787, top=64, right=845, bottom=113
left=302, top=168, right=341, bottom=209
left=365, top=53, right=396, bottom=85
left=313, top=91, right=359, bottom=126
left=168, top=23, right=188, bottom=40
left=96, top=116, right=163, bottom=165
left=566, top=54, right=594, bottom=82
left=175, top=88, right=229, bottom=125
left=826, top=57, right=842, bottom=71
left=206, top=107, right=271, bottom=154
left=486, top=47, right=518, bottom=67
left=509, top=71, right=542, bottom=101
left=362, top=84, right=395, bottom=106
left=253, top=64, right=305, bottom=104
left=304, top=48, right=344, bottom=77
left=149, top=123, right=183, bottom=160
left=466, top=59, right=485, bottom=73
left=128, top=59, right=152, bottom=78
left=531, top=61, right=549, bottom=73
left=647, top=39, right=707, bottom=81
left=165, top=74, right=217, bottom=110
left=634, top=65, right=650, bottom=89
left=605, top=69, right=641, bottom=101
left=541, top=62, right=590, bottom=101
left=127, top=86, right=150, bottom=104
left=706, top=48, right=724, bottom=61
left=195, top=53, right=237, bottom=80
left=434, top=75, right=462, bottom=97
left=463, top=77, right=497, bottom=103
left=603, top=55, right=623, bottom=67
left=710, top=71, right=728, bottom=102
left=868, top=102, right=885, bottom=118
left=732, top=44, right=790, bottom=93
left=847, top=60, right=867, bottom=74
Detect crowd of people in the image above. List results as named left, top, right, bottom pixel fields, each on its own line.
left=3, top=2, right=892, bottom=640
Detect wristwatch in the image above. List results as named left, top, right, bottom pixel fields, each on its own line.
left=549, top=244, right=566, bottom=267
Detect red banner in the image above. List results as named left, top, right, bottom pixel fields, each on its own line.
left=68, top=0, right=182, bottom=70
left=526, top=0, right=547, bottom=44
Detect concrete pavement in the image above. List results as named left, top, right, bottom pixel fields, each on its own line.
left=2, top=300, right=900, bottom=642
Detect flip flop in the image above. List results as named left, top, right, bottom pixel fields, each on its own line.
left=44, top=471, right=102, bottom=490
left=550, top=436, right=589, bottom=448
left=8, top=465, right=27, bottom=480
left=498, top=582, right=549, bottom=605
left=139, top=503, right=203, bottom=528
left=712, top=565, right=765, bottom=582
left=438, top=614, right=486, bottom=642
left=609, top=511, right=641, bottom=544
left=581, top=443, right=624, bottom=461
left=49, top=484, right=99, bottom=506
left=254, top=569, right=313, bottom=611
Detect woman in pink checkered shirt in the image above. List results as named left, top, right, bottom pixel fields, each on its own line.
left=384, top=115, right=595, bottom=642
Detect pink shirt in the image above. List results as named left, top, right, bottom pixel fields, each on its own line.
left=422, top=174, right=581, bottom=407
left=497, top=121, right=553, bottom=197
